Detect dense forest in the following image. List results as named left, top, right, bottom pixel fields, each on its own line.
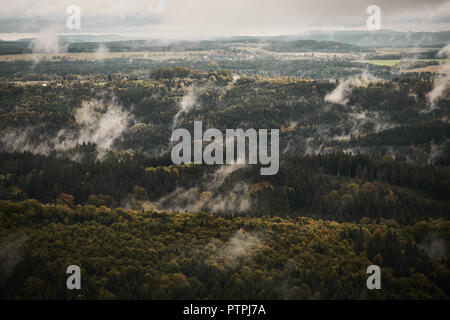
left=0, top=151, right=449, bottom=224
left=0, top=58, right=395, bottom=80
left=1, top=200, right=449, bottom=299
left=0, top=69, right=447, bottom=161
left=0, top=35, right=449, bottom=300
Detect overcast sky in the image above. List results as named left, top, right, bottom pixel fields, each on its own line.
left=0, top=0, right=449, bottom=39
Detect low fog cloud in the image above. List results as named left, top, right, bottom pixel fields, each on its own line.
left=152, top=164, right=250, bottom=213
left=325, top=71, right=378, bottom=106
left=94, top=44, right=110, bottom=60
left=172, top=86, right=200, bottom=130
left=426, top=44, right=450, bottom=111
left=203, top=229, right=263, bottom=268
left=74, top=98, right=132, bottom=150
left=0, top=97, right=133, bottom=160
left=28, top=27, right=68, bottom=65
left=421, top=232, right=447, bottom=260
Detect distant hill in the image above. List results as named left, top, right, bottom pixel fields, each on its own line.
left=14, top=34, right=138, bottom=43
left=287, top=30, right=450, bottom=47
left=264, top=39, right=368, bottom=53
left=0, top=38, right=367, bottom=55
left=0, top=41, right=29, bottom=54
left=0, top=30, right=448, bottom=55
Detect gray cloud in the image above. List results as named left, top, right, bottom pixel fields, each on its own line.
left=0, top=0, right=449, bottom=37
left=0, top=14, right=163, bottom=33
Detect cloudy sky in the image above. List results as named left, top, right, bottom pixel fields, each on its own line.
left=0, top=0, right=449, bottom=39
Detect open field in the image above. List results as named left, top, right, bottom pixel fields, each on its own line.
left=355, top=59, right=449, bottom=67
left=403, top=64, right=448, bottom=73
left=375, top=47, right=442, bottom=54
left=0, top=50, right=216, bottom=62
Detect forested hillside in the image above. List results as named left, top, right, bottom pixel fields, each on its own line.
left=0, top=68, right=448, bottom=162
left=1, top=200, right=449, bottom=299
left=0, top=40, right=449, bottom=300
left=0, top=152, right=449, bottom=223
